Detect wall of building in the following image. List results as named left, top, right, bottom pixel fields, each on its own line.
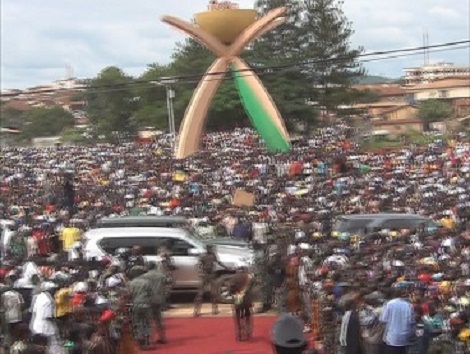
left=411, top=86, right=470, bottom=101
left=373, top=122, right=423, bottom=134
left=384, top=107, right=418, bottom=121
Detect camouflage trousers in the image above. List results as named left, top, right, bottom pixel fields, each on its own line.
left=274, top=285, right=287, bottom=314
left=194, top=275, right=218, bottom=307
left=300, top=287, right=312, bottom=323
left=163, top=273, right=174, bottom=308
left=131, top=304, right=152, bottom=340
left=258, top=273, right=274, bottom=306
left=321, top=324, right=337, bottom=354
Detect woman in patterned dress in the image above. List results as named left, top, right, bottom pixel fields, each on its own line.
left=230, top=267, right=256, bottom=341
left=86, top=310, right=117, bottom=354
left=115, top=287, right=139, bottom=354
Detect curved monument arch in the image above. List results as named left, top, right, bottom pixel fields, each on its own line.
left=161, top=5, right=291, bottom=159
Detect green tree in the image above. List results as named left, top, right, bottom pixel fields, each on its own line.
left=249, top=0, right=317, bottom=129
left=168, top=39, right=215, bottom=130
left=61, top=127, right=89, bottom=144
left=21, top=106, right=75, bottom=139
left=261, top=69, right=317, bottom=131
left=353, top=88, right=380, bottom=104
left=169, top=39, right=248, bottom=130
left=209, top=78, right=249, bottom=130
left=0, top=107, right=27, bottom=129
left=170, top=39, right=215, bottom=76
left=301, top=0, right=364, bottom=114
left=132, top=63, right=172, bottom=130
left=85, top=66, right=138, bottom=138
left=418, top=99, right=453, bottom=123
left=252, top=0, right=305, bottom=65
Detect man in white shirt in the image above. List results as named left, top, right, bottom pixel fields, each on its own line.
left=30, top=283, right=61, bottom=354
left=1, top=284, right=24, bottom=346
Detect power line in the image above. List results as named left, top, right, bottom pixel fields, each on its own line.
left=145, top=40, right=470, bottom=82
left=1, top=40, right=469, bottom=97
left=69, top=44, right=470, bottom=95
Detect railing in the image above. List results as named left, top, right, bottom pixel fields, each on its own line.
left=208, top=1, right=239, bottom=11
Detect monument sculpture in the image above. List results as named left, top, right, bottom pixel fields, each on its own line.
left=162, top=1, right=291, bottom=159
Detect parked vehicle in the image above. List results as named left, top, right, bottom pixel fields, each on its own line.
left=95, top=215, right=249, bottom=247
left=95, top=216, right=188, bottom=229
left=83, top=226, right=253, bottom=303
left=333, top=213, right=439, bottom=238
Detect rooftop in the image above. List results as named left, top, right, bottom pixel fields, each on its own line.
left=353, top=84, right=405, bottom=97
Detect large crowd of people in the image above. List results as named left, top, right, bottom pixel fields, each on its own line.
left=0, top=125, right=470, bottom=354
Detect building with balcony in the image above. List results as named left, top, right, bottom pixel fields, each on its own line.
left=404, top=77, right=470, bottom=103
left=404, top=62, right=470, bottom=85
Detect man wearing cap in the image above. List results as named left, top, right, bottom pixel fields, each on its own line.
left=271, top=314, right=309, bottom=354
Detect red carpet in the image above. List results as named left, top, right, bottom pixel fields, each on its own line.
left=144, top=316, right=277, bottom=354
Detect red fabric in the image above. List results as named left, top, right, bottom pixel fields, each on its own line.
left=169, top=199, right=180, bottom=209
left=418, top=273, right=431, bottom=284
left=290, top=161, right=303, bottom=176
left=73, top=293, right=86, bottom=308
left=142, top=316, right=276, bottom=354
left=45, top=204, right=55, bottom=213
left=421, top=302, right=430, bottom=316
left=0, top=268, right=8, bottom=279
left=32, top=230, right=50, bottom=255
left=100, top=309, right=116, bottom=323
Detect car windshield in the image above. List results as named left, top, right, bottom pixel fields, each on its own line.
left=192, top=226, right=218, bottom=240
left=334, top=218, right=374, bottom=233
left=183, top=227, right=215, bottom=245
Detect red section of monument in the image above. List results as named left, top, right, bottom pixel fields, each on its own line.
left=142, top=316, right=277, bottom=354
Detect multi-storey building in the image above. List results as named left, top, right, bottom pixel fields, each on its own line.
left=404, top=62, right=470, bottom=85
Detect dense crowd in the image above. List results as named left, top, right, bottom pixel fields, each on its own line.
left=0, top=125, right=470, bottom=354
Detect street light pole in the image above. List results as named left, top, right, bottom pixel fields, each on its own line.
left=151, top=78, right=177, bottom=151
left=167, top=86, right=176, bottom=136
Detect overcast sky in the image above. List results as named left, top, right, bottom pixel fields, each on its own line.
left=1, top=0, right=469, bottom=90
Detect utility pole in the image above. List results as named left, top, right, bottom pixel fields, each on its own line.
left=151, top=78, right=177, bottom=151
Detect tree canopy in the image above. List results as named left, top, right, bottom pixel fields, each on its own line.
left=85, top=66, right=138, bottom=138
left=20, top=106, right=75, bottom=140
left=79, top=0, right=363, bottom=137
left=418, top=99, right=453, bottom=123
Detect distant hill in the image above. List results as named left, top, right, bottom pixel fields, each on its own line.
left=355, top=75, right=400, bottom=84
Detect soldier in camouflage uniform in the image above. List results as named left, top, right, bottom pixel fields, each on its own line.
left=157, top=241, right=175, bottom=310
left=269, top=247, right=287, bottom=314
left=318, top=282, right=338, bottom=354
left=193, top=245, right=228, bottom=317
left=253, top=241, right=272, bottom=313
left=127, top=267, right=155, bottom=351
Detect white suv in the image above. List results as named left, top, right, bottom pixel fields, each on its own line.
left=83, top=226, right=253, bottom=303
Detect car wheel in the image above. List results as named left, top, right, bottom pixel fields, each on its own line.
left=216, top=274, right=234, bottom=304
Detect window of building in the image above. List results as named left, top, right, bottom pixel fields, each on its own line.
left=439, top=90, right=448, bottom=98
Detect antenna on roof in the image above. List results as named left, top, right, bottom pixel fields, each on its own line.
left=422, top=29, right=430, bottom=66
left=65, top=63, right=74, bottom=80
